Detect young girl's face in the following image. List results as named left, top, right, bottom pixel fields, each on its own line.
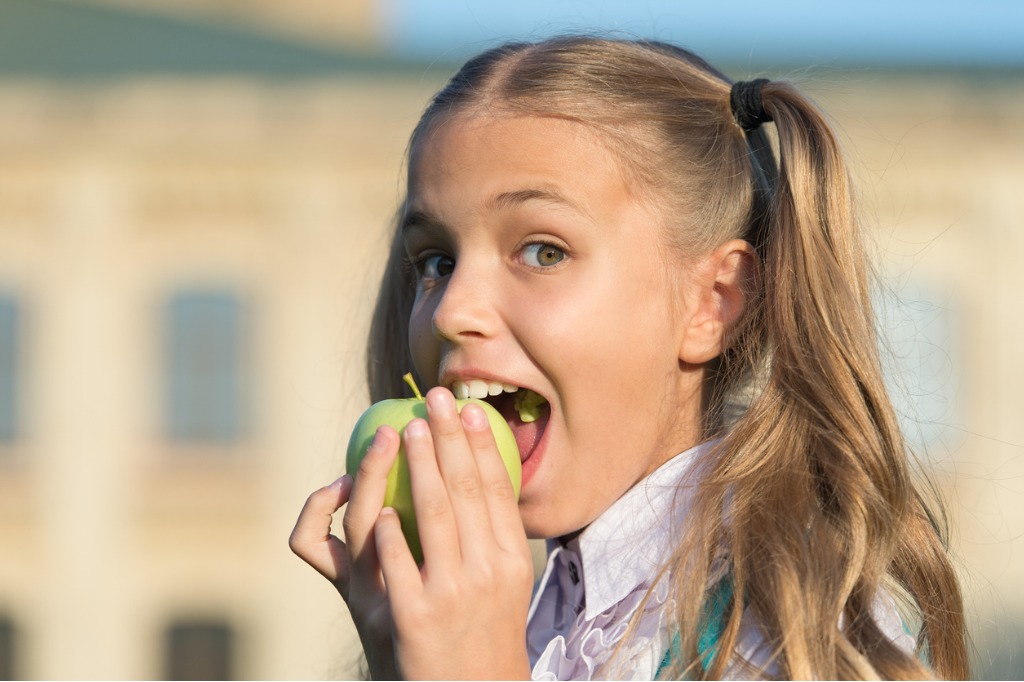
left=403, top=113, right=706, bottom=539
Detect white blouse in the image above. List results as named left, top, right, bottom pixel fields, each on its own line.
left=524, top=441, right=916, bottom=680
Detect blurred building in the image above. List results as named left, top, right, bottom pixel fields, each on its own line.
left=0, top=0, right=1022, bottom=679
left=77, top=0, right=382, bottom=50
left=0, top=0, right=449, bottom=678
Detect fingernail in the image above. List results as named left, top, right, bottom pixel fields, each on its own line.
left=462, top=403, right=487, bottom=430
left=329, top=474, right=350, bottom=490
left=426, top=387, right=454, bottom=412
left=404, top=419, right=428, bottom=438
left=370, top=427, right=389, bottom=450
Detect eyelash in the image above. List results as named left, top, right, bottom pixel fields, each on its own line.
left=400, top=255, right=419, bottom=281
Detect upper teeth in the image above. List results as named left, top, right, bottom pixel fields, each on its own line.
left=451, top=379, right=519, bottom=400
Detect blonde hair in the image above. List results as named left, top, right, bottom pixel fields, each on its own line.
left=366, top=36, right=968, bottom=679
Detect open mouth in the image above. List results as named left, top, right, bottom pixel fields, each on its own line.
left=450, top=380, right=550, bottom=463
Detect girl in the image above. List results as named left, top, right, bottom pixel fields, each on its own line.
left=290, top=37, right=969, bottom=679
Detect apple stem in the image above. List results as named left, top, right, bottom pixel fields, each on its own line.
left=403, top=372, right=423, bottom=400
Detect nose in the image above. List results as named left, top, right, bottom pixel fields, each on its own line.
left=431, top=265, right=498, bottom=343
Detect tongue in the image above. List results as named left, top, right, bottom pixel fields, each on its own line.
left=511, top=412, right=546, bottom=461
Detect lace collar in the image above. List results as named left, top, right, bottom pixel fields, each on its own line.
left=567, top=439, right=718, bottom=620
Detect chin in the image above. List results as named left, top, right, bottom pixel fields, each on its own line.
left=519, top=502, right=588, bottom=542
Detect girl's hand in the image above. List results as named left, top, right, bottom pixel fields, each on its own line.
left=376, top=387, right=534, bottom=680
left=289, top=426, right=402, bottom=681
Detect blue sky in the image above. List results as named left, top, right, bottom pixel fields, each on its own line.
left=379, top=0, right=1024, bottom=68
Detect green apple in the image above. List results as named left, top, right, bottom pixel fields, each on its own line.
left=346, top=374, right=522, bottom=563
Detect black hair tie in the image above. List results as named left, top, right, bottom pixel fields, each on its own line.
left=730, top=78, right=772, bottom=131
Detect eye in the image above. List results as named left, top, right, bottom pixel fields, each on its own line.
left=522, top=242, right=566, bottom=268
left=423, top=251, right=456, bottom=278
left=416, top=253, right=455, bottom=281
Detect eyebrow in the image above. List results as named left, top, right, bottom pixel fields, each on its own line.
left=486, top=187, right=587, bottom=216
left=400, top=208, right=446, bottom=236
left=401, top=186, right=587, bottom=236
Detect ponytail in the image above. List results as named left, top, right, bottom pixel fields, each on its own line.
left=672, top=81, right=969, bottom=679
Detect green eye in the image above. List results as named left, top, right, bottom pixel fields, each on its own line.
left=523, top=243, right=566, bottom=268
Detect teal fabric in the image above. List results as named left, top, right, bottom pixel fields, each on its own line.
left=655, top=576, right=734, bottom=679
left=654, top=583, right=924, bottom=679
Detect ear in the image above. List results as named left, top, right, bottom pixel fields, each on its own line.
left=679, top=239, right=757, bottom=365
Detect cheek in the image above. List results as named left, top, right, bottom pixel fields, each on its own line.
left=540, top=282, right=681, bottom=401
left=532, top=279, right=661, bottom=358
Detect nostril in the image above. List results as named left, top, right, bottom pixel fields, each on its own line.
left=432, top=314, right=487, bottom=341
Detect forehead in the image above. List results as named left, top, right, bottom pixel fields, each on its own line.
left=406, top=113, right=637, bottom=207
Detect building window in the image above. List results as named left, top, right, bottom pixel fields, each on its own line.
left=164, top=620, right=234, bottom=681
left=0, top=298, right=18, bottom=443
left=0, top=615, right=16, bottom=681
left=165, top=291, right=247, bottom=443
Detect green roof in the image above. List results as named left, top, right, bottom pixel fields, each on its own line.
left=0, top=0, right=418, bottom=78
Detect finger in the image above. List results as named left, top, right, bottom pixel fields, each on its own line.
left=344, top=426, right=400, bottom=569
left=289, top=476, right=353, bottom=587
left=374, top=507, right=422, bottom=605
left=403, top=417, right=460, bottom=569
left=461, top=403, right=528, bottom=555
left=424, top=388, right=496, bottom=551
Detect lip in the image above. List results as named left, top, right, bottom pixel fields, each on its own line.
left=440, top=367, right=530, bottom=393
